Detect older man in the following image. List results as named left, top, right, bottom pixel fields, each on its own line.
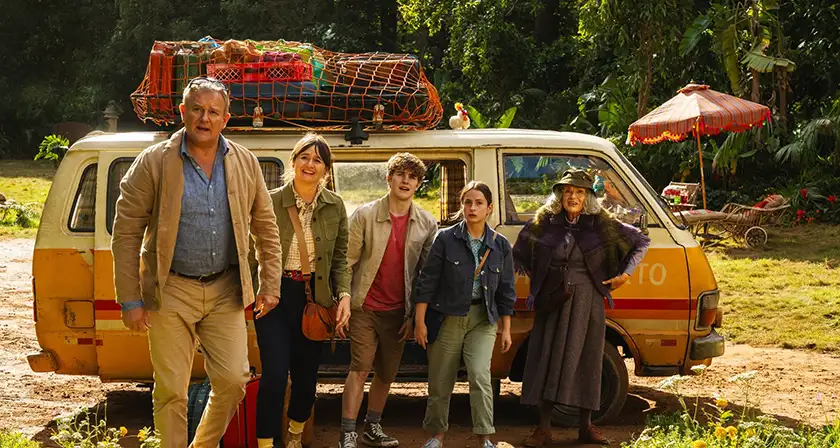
left=112, top=77, right=283, bottom=448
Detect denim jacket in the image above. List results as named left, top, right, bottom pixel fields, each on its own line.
left=412, top=221, right=516, bottom=324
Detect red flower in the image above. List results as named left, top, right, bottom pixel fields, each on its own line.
left=800, top=188, right=808, bottom=200
left=829, top=195, right=838, bottom=204
left=808, top=217, right=815, bottom=223
left=796, top=209, right=806, bottom=220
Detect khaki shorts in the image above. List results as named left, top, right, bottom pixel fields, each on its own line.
left=349, top=308, right=406, bottom=383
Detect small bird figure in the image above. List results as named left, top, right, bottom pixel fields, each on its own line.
left=449, top=102, right=470, bottom=130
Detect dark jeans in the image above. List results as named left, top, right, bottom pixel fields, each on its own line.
left=254, top=276, right=323, bottom=440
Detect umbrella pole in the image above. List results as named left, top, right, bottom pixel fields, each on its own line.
left=695, top=128, right=707, bottom=209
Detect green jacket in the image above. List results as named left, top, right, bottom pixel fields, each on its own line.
left=270, top=183, right=351, bottom=308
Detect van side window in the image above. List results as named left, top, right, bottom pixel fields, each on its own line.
left=259, top=158, right=284, bottom=190
left=332, top=159, right=467, bottom=225
left=106, top=159, right=134, bottom=234
left=502, top=155, right=647, bottom=226
left=68, top=164, right=97, bottom=232
left=106, top=157, right=285, bottom=234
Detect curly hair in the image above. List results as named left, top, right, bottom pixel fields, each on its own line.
left=533, top=185, right=602, bottom=226
left=386, top=152, right=426, bottom=180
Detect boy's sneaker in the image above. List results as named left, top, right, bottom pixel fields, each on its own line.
left=361, top=421, right=399, bottom=447
left=339, top=431, right=359, bottom=448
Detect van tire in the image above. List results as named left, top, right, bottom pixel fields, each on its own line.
left=551, top=341, right=628, bottom=426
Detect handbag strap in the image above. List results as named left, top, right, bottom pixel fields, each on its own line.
left=286, top=205, right=314, bottom=302
left=473, top=231, right=497, bottom=279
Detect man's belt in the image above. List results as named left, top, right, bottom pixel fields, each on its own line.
left=170, top=266, right=231, bottom=283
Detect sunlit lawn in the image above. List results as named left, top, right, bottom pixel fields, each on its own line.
left=708, top=224, right=840, bottom=352
left=0, top=160, right=55, bottom=239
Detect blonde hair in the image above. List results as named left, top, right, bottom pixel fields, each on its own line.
left=283, top=132, right=333, bottom=185
left=534, top=185, right=601, bottom=225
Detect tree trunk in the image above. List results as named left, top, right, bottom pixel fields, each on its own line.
left=637, top=49, right=654, bottom=118
left=751, top=68, right=760, bottom=103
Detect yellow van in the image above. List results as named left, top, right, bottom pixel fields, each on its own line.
left=28, top=127, right=723, bottom=425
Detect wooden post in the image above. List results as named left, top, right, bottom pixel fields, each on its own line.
left=695, top=125, right=707, bottom=210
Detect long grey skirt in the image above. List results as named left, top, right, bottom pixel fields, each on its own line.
left=520, top=281, right=606, bottom=411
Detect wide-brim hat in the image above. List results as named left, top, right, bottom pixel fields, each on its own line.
left=552, top=169, right=595, bottom=195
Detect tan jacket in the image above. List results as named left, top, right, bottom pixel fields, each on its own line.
left=111, top=129, right=282, bottom=311
left=347, top=194, right=438, bottom=319
left=269, top=183, right=351, bottom=308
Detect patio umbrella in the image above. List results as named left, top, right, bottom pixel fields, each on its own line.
left=627, top=83, right=771, bottom=209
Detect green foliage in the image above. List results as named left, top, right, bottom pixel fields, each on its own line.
left=0, top=431, right=40, bottom=448
left=50, top=408, right=159, bottom=448
left=624, top=367, right=840, bottom=447
left=464, top=106, right=517, bottom=129
left=34, top=135, right=69, bottom=166
left=776, top=97, right=840, bottom=167
left=0, top=202, right=38, bottom=228
left=680, top=1, right=795, bottom=97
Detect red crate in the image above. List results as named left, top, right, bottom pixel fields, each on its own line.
left=207, top=61, right=312, bottom=83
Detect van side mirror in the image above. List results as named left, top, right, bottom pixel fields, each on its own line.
left=639, top=211, right=649, bottom=235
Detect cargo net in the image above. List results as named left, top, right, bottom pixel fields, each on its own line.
left=130, top=38, right=443, bottom=130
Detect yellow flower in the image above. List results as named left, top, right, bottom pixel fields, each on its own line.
left=138, top=428, right=147, bottom=442
left=691, top=441, right=707, bottom=448
left=715, top=398, right=728, bottom=408
left=714, top=426, right=727, bottom=439
left=726, top=426, right=737, bottom=439
left=119, top=426, right=128, bottom=437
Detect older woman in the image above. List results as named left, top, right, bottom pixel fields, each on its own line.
left=513, top=169, right=650, bottom=446
left=254, top=133, right=352, bottom=448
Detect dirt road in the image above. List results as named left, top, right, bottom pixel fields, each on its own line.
left=1, top=238, right=838, bottom=447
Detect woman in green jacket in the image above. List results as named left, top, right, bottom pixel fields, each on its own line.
left=255, top=133, right=352, bottom=448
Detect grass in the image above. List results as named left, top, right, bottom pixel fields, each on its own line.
left=339, top=186, right=442, bottom=222
left=707, top=224, right=840, bottom=352
left=0, top=160, right=56, bottom=239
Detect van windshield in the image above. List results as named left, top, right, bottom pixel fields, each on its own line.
left=501, top=152, right=684, bottom=229
left=613, top=149, right=684, bottom=228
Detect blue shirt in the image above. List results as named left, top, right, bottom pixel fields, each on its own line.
left=468, top=233, right=485, bottom=299
left=121, top=136, right=237, bottom=312
left=170, top=136, right=237, bottom=276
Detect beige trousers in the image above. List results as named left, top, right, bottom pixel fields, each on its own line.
left=148, top=269, right=249, bottom=448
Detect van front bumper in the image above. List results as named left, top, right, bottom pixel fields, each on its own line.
left=27, top=350, right=58, bottom=372
left=690, top=328, right=725, bottom=360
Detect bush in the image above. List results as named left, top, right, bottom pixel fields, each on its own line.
left=623, top=366, right=840, bottom=448
left=0, top=431, right=40, bottom=448
left=34, top=135, right=69, bottom=167
left=0, top=202, right=38, bottom=228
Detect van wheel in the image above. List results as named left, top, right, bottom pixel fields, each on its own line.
left=551, top=341, right=629, bottom=426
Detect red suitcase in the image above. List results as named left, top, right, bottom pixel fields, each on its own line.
left=220, top=376, right=315, bottom=447
left=220, top=377, right=259, bottom=448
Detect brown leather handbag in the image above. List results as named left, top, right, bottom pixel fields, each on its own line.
left=287, top=205, right=337, bottom=342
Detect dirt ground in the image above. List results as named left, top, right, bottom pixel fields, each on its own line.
left=2, top=238, right=839, bottom=447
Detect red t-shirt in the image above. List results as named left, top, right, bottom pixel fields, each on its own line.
left=364, top=213, right=408, bottom=312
